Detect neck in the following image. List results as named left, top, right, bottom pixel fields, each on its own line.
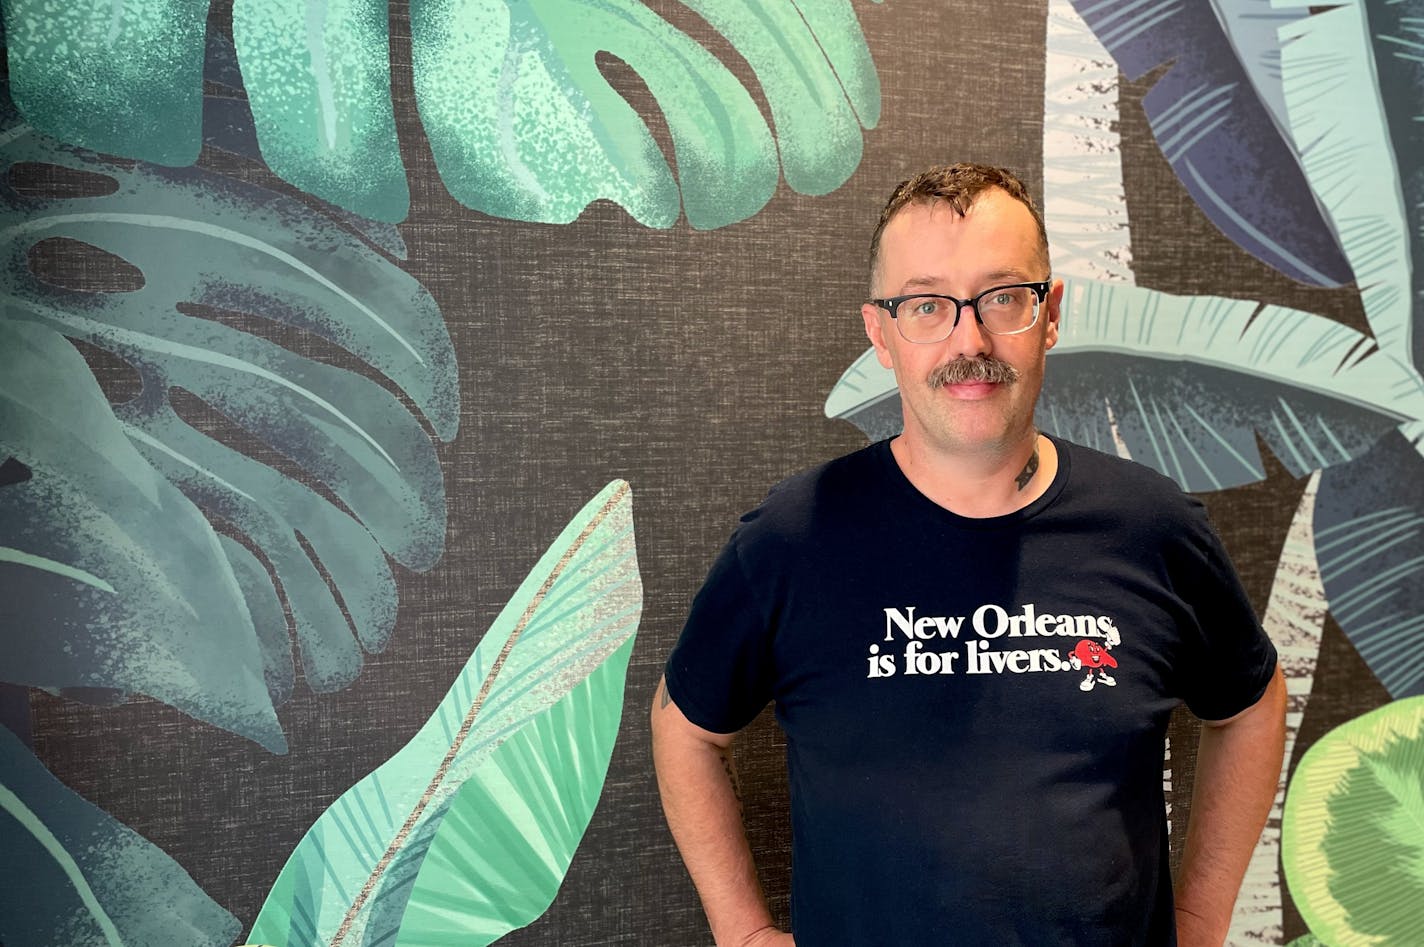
left=890, top=428, right=1056, bottom=518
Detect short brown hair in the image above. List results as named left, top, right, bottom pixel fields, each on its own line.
left=868, top=163, right=1049, bottom=290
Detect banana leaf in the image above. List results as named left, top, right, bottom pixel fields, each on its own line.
left=1042, top=0, right=1134, bottom=283
left=1066, top=0, right=1352, bottom=286
left=1315, top=427, right=1424, bottom=698
left=824, top=279, right=1424, bottom=491
left=1282, top=696, right=1424, bottom=945
left=1277, top=0, right=1421, bottom=374
left=0, top=726, right=240, bottom=946
left=250, top=481, right=642, bottom=947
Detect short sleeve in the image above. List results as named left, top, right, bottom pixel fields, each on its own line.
left=1173, top=497, right=1279, bottom=720
left=663, top=531, right=777, bottom=734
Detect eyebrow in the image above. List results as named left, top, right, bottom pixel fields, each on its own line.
left=895, top=268, right=1036, bottom=294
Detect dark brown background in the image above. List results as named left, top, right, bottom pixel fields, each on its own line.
left=21, top=0, right=1388, bottom=943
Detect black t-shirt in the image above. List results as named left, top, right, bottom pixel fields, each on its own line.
left=665, top=436, right=1277, bottom=946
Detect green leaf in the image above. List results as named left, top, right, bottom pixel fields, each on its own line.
left=232, top=0, right=409, bottom=222
left=394, top=638, right=634, bottom=946
left=0, top=112, right=458, bottom=699
left=0, top=315, right=286, bottom=751
left=6, top=1, right=879, bottom=227
left=825, top=279, right=1424, bottom=491
left=1283, top=696, right=1424, bottom=946
left=408, top=0, right=876, bottom=228
left=0, top=726, right=241, bottom=946
left=1277, top=1, right=1415, bottom=369
left=250, top=481, right=642, bottom=947
left=1, top=0, right=208, bottom=165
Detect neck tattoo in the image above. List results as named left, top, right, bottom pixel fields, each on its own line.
left=1014, top=439, right=1040, bottom=491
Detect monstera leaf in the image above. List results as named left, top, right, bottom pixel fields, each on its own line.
left=0, top=103, right=459, bottom=743
left=0, top=317, right=286, bottom=751
left=1283, top=696, right=1424, bottom=945
left=825, top=279, right=1424, bottom=491
left=1315, top=427, right=1424, bottom=699
left=4, top=0, right=881, bottom=228
left=1278, top=0, right=1424, bottom=376
left=250, top=482, right=641, bottom=947
left=1066, top=0, right=1352, bottom=287
left=0, top=725, right=240, bottom=946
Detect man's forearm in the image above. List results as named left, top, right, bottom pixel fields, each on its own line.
left=1175, top=665, right=1287, bottom=946
left=652, top=681, right=782, bottom=946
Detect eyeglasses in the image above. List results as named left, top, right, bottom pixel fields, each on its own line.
left=870, top=280, right=1051, bottom=344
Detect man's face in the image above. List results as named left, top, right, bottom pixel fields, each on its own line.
left=860, top=189, right=1062, bottom=457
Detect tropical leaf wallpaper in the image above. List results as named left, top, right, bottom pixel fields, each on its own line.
left=0, top=0, right=1418, bottom=944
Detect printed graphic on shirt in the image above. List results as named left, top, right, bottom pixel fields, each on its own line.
left=865, top=603, right=1122, bottom=693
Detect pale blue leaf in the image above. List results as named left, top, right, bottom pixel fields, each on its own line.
left=1277, top=1, right=1420, bottom=372
left=825, top=279, right=1424, bottom=491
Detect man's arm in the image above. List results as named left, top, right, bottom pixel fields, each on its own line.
left=651, top=676, right=792, bottom=947
left=1174, top=662, right=1287, bottom=947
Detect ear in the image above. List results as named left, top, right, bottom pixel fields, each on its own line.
left=861, top=302, right=895, bottom=369
left=1042, top=278, right=1064, bottom=351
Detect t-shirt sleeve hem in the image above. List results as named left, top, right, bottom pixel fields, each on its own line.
left=1189, top=646, right=1279, bottom=723
left=663, top=662, right=754, bottom=735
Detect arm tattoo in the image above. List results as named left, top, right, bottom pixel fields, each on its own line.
left=1015, top=441, right=1040, bottom=491
left=720, top=749, right=744, bottom=814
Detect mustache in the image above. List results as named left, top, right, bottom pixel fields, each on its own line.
left=927, top=357, right=1021, bottom=388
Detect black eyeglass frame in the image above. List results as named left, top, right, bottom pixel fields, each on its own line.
left=869, top=279, right=1053, bottom=342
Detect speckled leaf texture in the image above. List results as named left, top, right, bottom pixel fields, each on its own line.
left=250, top=482, right=642, bottom=947
left=1, top=0, right=207, bottom=165
left=0, top=726, right=240, bottom=946
left=0, top=96, right=459, bottom=748
left=3, top=0, right=881, bottom=227
left=407, top=0, right=879, bottom=227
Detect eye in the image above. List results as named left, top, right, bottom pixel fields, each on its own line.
left=909, top=298, right=941, bottom=317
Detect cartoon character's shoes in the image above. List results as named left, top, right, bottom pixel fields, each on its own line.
left=1099, top=673, right=1116, bottom=687
left=1079, top=674, right=1096, bottom=692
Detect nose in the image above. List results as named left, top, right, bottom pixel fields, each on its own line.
left=943, top=301, right=992, bottom=360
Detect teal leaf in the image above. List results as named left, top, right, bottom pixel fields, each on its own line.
left=0, top=726, right=241, bottom=946
left=1283, top=697, right=1424, bottom=945
left=0, top=316, right=286, bottom=751
left=0, top=109, right=458, bottom=701
left=824, top=279, right=1424, bottom=491
left=411, top=0, right=877, bottom=229
left=393, top=638, right=634, bottom=945
left=1066, top=0, right=1353, bottom=285
left=232, top=0, right=410, bottom=222
left=1315, top=429, right=1424, bottom=698
left=0, top=0, right=208, bottom=165
left=250, top=481, right=642, bottom=947
left=1278, top=0, right=1420, bottom=373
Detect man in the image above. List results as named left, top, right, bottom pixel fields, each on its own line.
left=652, top=164, right=1286, bottom=946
